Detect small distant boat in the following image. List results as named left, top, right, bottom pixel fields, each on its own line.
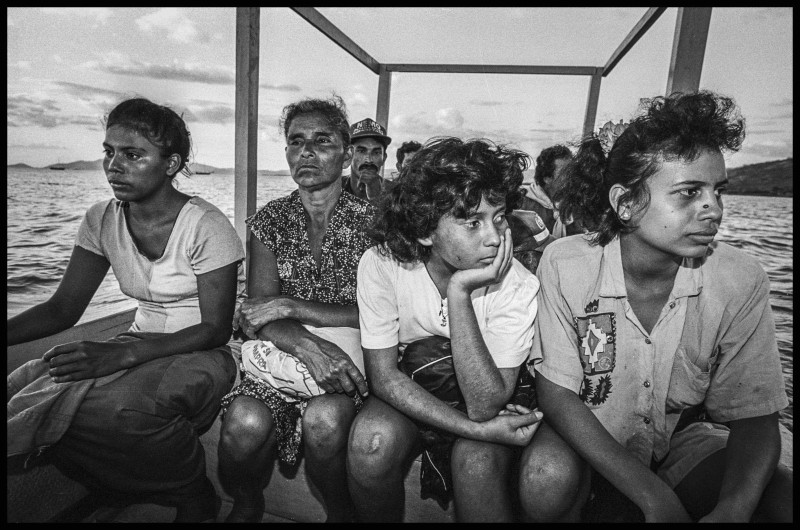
left=195, top=170, right=214, bottom=175
left=49, top=165, right=66, bottom=170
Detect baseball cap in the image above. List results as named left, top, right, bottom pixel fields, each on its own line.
left=350, top=118, right=392, bottom=147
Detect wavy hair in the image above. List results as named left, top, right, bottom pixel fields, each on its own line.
left=279, top=94, right=350, bottom=146
left=553, top=90, right=745, bottom=246
left=370, top=137, right=529, bottom=263
left=396, top=140, right=423, bottom=166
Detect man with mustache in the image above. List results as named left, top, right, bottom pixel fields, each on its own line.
left=342, top=118, right=392, bottom=204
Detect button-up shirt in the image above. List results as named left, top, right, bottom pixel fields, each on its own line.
left=530, top=235, right=788, bottom=463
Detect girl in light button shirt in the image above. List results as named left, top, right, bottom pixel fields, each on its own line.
left=522, top=91, right=791, bottom=523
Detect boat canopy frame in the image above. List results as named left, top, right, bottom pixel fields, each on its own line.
left=233, top=7, right=712, bottom=260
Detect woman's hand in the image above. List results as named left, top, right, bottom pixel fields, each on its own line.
left=238, top=296, right=296, bottom=338
left=297, top=335, right=369, bottom=397
left=476, top=406, right=543, bottom=446
left=449, top=227, right=514, bottom=296
left=43, top=340, right=131, bottom=382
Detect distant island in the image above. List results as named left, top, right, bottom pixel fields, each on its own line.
left=725, top=158, right=792, bottom=197
left=9, top=158, right=792, bottom=197
left=7, top=159, right=290, bottom=177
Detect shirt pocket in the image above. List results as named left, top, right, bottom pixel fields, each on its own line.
left=664, top=345, right=719, bottom=412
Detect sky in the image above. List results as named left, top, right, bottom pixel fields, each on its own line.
left=6, top=7, right=793, bottom=171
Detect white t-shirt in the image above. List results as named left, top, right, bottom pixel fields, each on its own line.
left=357, top=246, right=539, bottom=369
left=75, top=197, right=246, bottom=333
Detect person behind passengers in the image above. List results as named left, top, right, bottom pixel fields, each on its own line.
left=394, top=139, right=422, bottom=174
left=217, top=95, right=374, bottom=522
left=347, top=137, right=545, bottom=522
left=342, top=118, right=392, bottom=204
left=519, top=144, right=574, bottom=238
left=521, top=91, right=792, bottom=523
left=7, top=98, right=244, bottom=522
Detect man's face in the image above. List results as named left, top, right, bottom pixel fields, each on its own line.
left=351, top=137, right=387, bottom=184
left=543, top=157, right=569, bottom=198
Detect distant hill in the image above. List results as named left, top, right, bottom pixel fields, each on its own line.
left=7, top=163, right=34, bottom=169
left=726, top=158, right=792, bottom=197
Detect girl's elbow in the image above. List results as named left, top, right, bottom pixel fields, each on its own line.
left=204, top=323, right=233, bottom=348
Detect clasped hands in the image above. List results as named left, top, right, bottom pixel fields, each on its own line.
left=237, top=296, right=368, bottom=398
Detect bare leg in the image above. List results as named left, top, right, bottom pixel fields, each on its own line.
left=451, top=438, right=515, bottom=521
left=302, top=393, right=358, bottom=522
left=217, top=396, right=278, bottom=523
left=517, top=422, right=590, bottom=522
left=347, top=397, right=420, bottom=522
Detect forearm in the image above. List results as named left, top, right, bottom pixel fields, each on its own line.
left=257, top=318, right=323, bottom=360
left=7, top=301, right=81, bottom=346
left=374, top=368, right=487, bottom=440
left=447, top=290, right=511, bottom=419
left=711, top=414, right=781, bottom=521
left=123, top=321, right=231, bottom=367
left=286, top=299, right=359, bottom=328
left=537, top=374, right=675, bottom=512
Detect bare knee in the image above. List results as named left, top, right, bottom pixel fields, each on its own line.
left=348, top=418, right=406, bottom=481
left=518, top=426, right=587, bottom=522
left=302, top=394, right=355, bottom=456
left=451, top=439, right=510, bottom=480
left=220, top=397, right=274, bottom=458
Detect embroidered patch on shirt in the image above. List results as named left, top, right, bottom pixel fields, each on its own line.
left=575, top=312, right=616, bottom=375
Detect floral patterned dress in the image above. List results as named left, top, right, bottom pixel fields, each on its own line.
left=221, top=190, right=375, bottom=465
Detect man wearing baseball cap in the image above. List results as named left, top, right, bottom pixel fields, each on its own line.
left=343, top=118, right=392, bottom=204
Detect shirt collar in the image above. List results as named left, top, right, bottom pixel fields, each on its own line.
left=598, top=236, right=703, bottom=299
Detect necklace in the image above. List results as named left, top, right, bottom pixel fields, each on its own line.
left=438, top=298, right=448, bottom=327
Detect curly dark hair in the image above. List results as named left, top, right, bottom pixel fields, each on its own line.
left=370, top=137, right=529, bottom=263
left=554, top=90, right=745, bottom=246
left=533, top=144, right=572, bottom=189
left=396, top=140, right=423, bottom=167
left=105, top=98, right=193, bottom=177
left=279, top=94, right=350, bottom=145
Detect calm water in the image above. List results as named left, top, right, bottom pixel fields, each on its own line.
left=6, top=168, right=794, bottom=431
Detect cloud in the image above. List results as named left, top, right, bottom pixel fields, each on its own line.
left=436, top=108, right=465, bottom=129
left=7, top=93, right=101, bottom=129
left=81, top=56, right=235, bottom=85
left=11, top=61, right=30, bottom=69
left=40, top=8, right=112, bottom=24
left=469, top=99, right=507, bottom=107
left=741, top=139, right=793, bottom=160
left=8, top=143, right=67, bottom=150
left=136, top=8, right=207, bottom=44
left=260, top=82, right=301, bottom=92
left=185, top=103, right=235, bottom=124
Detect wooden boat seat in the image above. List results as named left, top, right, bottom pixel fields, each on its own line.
left=6, top=310, right=792, bottom=522
left=6, top=310, right=455, bottom=522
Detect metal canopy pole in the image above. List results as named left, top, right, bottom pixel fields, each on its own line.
left=582, top=69, right=604, bottom=139
left=666, top=7, right=712, bottom=95
left=376, top=66, right=392, bottom=129
left=234, top=8, right=260, bottom=270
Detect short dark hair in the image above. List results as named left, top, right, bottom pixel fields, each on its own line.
left=396, top=140, right=423, bottom=166
left=371, top=137, right=529, bottom=263
left=533, top=144, right=572, bottom=188
left=280, top=94, right=350, bottom=145
left=105, top=98, right=192, bottom=176
left=554, top=90, right=745, bottom=246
